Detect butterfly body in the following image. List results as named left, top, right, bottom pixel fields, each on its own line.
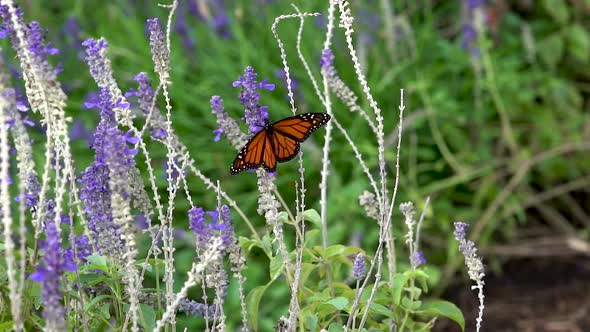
left=230, top=112, right=330, bottom=175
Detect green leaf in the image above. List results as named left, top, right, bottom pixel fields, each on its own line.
left=566, top=24, right=590, bottom=62
left=140, top=304, right=156, bottom=331
left=539, top=33, right=564, bottom=67
left=324, top=245, right=346, bottom=257
left=304, top=229, right=321, bottom=247
left=317, top=302, right=339, bottom=316
left=239, top=236, right=259, bottom=252
left=542, top=0, right=569, bottom=24
left=299, top=262, right=316, bottom=286
left=303, top=209, right=321, bottom=228
left=246, top=283, right=271, bottom=331
left=369, top=303, right=395, bottom=318
left=414, top=269, right=430, bottom=293
left=303, top=312, right=318, bottom=331
left=78, top=273, right=109, bottom=287
left=86, top=254, right=108, bottom=267
left=328, top=323, right=345, bottom=332
left=100, top=303, right=111, bottom=319
left=85, top=255, right=109, bottom=272
left=421, top=300, right=465, bottom=331
left=260, top=235, right=273, bottom=256
left=269, top=253, right=285, bottom=280
left=84, top=294, right=113, bottom=312
left=83, top=264, right=110, bottom=274
left=0, top=320, right=14, bottom=331
left=277, top=211, right=290, bottom=224
left=327, top=297, right=349, bottom=310
left=392, top=273, right=409, bottom=305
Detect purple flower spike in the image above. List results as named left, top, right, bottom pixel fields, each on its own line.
left=31, top=201, right=73, bottom=330
left=147, top=18, right=169, bottom=75
left=26, top=22, right=60, bottom=60
left=189, top=207, right=213, bottom=246
left=212, top=128, right=223, bottom=142
left=462, top=0, right=485, bottom=58
left=82, top=37, right=111, bottom=86
left=466, top=0, right=485, bottom=10
left=24, top=174, right=41, bottom=208
left=79, top=87, right=137, bottom=259
left=234, top=66, right=272, bottom=133
left=412, top=251, right=426, bottom=267
left=212, top=14, right=230, bottom=36
left=179, top=299, right=215, bottom=319
left=320, top=48, right=335, bottom=70
left=127, top=72, right=167, bottom=140
left=174, top=7, right=196, bottom=54
left=352, top=253, right=366, bottom=280
left=453, top=221, right=485, bottom=282
left=189, top=205, right=235, bottom=249
left=64, top=235, right=92, bottom=265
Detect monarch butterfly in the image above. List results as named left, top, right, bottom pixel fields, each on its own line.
left=230, top=113, right=331, bottom=175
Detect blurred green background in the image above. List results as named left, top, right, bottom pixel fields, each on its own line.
left=5, top=0, right=590, bottom=330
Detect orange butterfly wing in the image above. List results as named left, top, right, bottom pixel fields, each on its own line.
left=272, top=113, right=331, bottom=141
left=270, top=113, right=330, bottom=162
left=271, top=130, right=300, bottom=162
left=230, top=113, right=330, bottom=174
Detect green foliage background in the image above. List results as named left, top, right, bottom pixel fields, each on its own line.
left=4, top=0, right=589, bottom=330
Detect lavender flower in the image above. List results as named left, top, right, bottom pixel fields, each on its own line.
left=352, top=253, right=366, bottom=280
left=83, top=91, right=100, bottom=109
left=30, top=201, right=74, bottom=330
left=358, top=190, right=379, bottom=220
left=319, top=47, right=363, bottom=117
left=212, top=128, right=223, bottom=142
left=357, top=8, right=378, bottom=47
left=63, top=17, right=82, bottom=51
left=178, top=299, right=215, bottom=319
left=233, top=66, right=274, bottom=133
left=320, top=48, right=335, bottom=71
left=187, top=0, right=201, bottom=17
left=217, top=205, right=235, bottom=248
left=147, top=18, right=169, bottom=78
left=126, top=72, right=167, bottom=139
left=79, top=161, right=123, bottom=258
left=1, top=5, right=65, bottom=117
left=210, top=95, right=246, bottom=148
left=411, top=251, right=426, bottom=267
left=79, top=88, right=132, bottom=260
left=189, top=205, right=235, bottom=250
left=0, top=5, right=23, bottom=44
left=64, top=235, right=92, bottom=264
left=174, top=6, right=196, bottom=54
left=211, top=0, right=231, bottom=38
left=164, top=159, right=185, bottom=182
left=466, top=0, right=485, bottom=10
left=70, top=120, right=93, bottom=145
left=462, top=0, right=486, bottom=57
left=189, top=206, right=213, bottom=247
left=82, top=37, right=110, bottom=86
left=23, top=173, right=40, bottom=208
left=26, top=21, right=59, bottom=59
left=1, top=8, right=60, bottom=70
left=454, top=221, right=485, bottom=331
left=212, top=13, right=231, bottom=38
left=103, top=127, right=137, bottom=197
left=453, top=222, right=484, bottom=282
